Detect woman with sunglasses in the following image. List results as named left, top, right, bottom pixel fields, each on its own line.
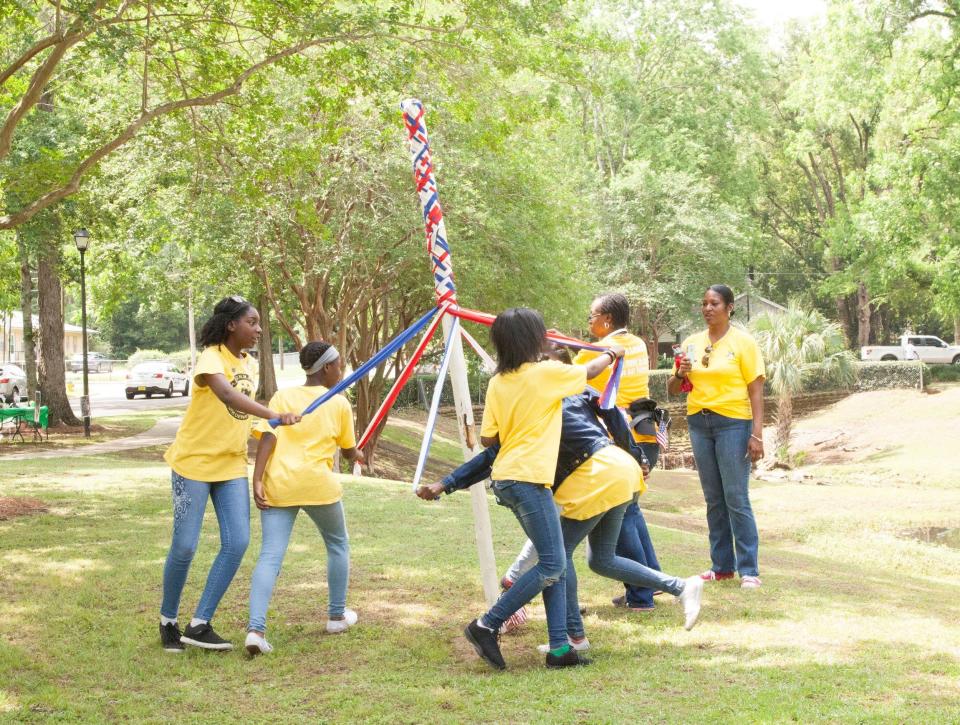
left=669, top=284, right=765, bottom=589
left=160, top=296, right=299, bottom=652
left=570, top=293, right=664, bottom=612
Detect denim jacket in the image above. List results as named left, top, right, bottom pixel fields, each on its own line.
left=441, top=392, right=649, bottom=495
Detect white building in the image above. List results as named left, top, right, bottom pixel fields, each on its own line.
left=0, top=311, right=96, bottom=365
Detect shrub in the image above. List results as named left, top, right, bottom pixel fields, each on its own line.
left=854, top=361, right=922, bottom=391
left=925, top=364, right=960, bottom=383
left=168, top=349, right=193, bottom=370
left=127, top=349, right=169, bottom=367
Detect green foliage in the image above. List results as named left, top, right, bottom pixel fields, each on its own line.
left=752, top=304, right=856, bottom=400
left=127, top=349, right=170, bottom=366
left=97, top=300, right=188, bottom=359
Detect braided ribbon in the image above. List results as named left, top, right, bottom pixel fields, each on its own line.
left=401, top=99, right=457, bottom=306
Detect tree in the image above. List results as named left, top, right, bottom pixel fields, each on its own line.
left=751, top=303, right=855, bottom=462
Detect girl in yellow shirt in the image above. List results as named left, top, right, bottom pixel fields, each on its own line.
left=244, top=341, right=364, bottom=655
left=669, top=284, right=766, bottom=589
left=463, top=307, right=621, bottom=671
left=160, top=296, right=298, bottom=653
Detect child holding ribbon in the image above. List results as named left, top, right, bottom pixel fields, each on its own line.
left=160, top=296, right=299, bottom=652
left=244, top=341, right=364, bottom=656
left=461, top=307, right=622, bottom=670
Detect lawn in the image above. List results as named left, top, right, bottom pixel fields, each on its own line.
left=0, top=410, right=179, bottom=457
left=2, top=435, right=960, bottom=723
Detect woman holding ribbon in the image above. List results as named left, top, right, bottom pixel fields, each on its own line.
left=571, top=293, right=664, bottom=612
left=669, top=284, right=765, bottom=589
left=160, top=296, right=299, bottom=653
left=459, top=307, right=622, bottom=670
left=244, top=341, right=365, bottom=655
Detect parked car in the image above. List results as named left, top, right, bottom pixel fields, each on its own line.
left=0, top=364, right=27, bottom=404
left=69, top=352, right=113, bottom=372
left=861, top=334, right=960, bottom=364
left=125, top=362, right=190, bottom=399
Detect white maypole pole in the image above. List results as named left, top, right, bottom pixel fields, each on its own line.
left=401, top=99, right=499, bottom=606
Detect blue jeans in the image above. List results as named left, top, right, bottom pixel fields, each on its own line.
left=248, top=502, right=349, bottom=633
left=561, top=502, right=684, bottom=638
left=161, top=472, right=250, bottom=621
left=616, top=442, right=661, bottom=607
left=484, top=480, right=568, bottom=649
left=687, top=411, right=759, bottom=577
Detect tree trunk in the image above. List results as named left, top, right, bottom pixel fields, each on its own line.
left=856, top=281, right=871, bottom=348
left=954, top=316, right=960, bottom=345
left=17, top=233, right=38, bottom=398
left=36, top=246, right=80, bottom=426
left=256, top=295, right=277, bottom=402
left=774, top=394, right=793, bottom=462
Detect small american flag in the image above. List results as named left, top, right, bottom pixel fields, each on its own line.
left=656, top=418, right=670, bottom=451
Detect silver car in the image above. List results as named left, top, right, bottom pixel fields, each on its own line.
left=0, top=364, right=28, bottom=404
left=125, top=361, right=190, bottom=399
left=69, top=352, right=113, bottom=372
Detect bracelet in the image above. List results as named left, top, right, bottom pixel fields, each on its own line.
left=750, top=434, right=763, bottom=443
left=674, top=371, right=685, bottom=381
left=603, top=349, right=617, bottom=362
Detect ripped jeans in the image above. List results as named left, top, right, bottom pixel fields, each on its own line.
left=482, top=480, right=568, bottom=649
left=160, top=472, right=250, bottom=622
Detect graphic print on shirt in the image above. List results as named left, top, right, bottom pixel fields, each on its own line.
left=225, top=368, right=255, bottom=420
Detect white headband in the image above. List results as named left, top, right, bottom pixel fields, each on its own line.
left=303, top=346, right=339, bottom=375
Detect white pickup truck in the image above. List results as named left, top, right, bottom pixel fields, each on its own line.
left=861, top=334, right=960, bottom=364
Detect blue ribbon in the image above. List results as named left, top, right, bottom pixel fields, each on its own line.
left=268, top=306, right=440, bottom=428
left=411, top=316, right=460, bottom=491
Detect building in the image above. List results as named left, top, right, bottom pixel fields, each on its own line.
left=0, top=311, right=96, bottom=365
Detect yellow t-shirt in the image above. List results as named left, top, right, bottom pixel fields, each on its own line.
left=164, top=345, right=258, bottom=481
left=253, top=386, right=356, bottom=507
left=682, top=325, right=765, bottom=420
left=480, top=361, right=587, bottom=485
left=575, top=330, right=656, bottom=443
left=554, top=444, right=643, bottom=520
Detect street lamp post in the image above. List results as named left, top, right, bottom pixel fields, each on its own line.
left=74, top=228, right=91, bottom=438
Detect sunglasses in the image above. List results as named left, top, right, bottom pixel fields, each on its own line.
left=229, top=295, right=249, bottom=305
left=702, top=344, right=713, bottom=368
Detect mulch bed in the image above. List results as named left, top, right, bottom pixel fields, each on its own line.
left=0, top=496, right=49, bottom=520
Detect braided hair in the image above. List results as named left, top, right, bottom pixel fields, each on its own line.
left=594, top=293, right=630, bottom=328
left=300, top=341, right=333, bottom=370
left=198, top=296, right=255, bottom=348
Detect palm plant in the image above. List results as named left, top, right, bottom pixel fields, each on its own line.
left=751, top=303, right=856, bottom=462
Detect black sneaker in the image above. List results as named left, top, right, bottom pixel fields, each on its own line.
left=159, top=622, right=184, bottom=652
left=464, top=619, right=506, bottom=670
left=545, top=647, right=591, bottom=669
left=180, top=622, right=233, bottom=651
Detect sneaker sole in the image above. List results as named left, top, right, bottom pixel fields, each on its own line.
left=162, top=645, right=184, bottom=653
left=245, top=644, right=268, bottom=656
left=546, top=658, right=591, bottom=669
left=463, top=626, right=506, bottom=671
left=180, top=636, right=233, bottom=651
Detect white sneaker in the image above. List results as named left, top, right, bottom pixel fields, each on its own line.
left=326, top=608, right=358, bottom=634
left=741, top=575, right=762, bottom=589
left=676, top=576, right=703, bottom=631
left=537, top=636, right=591, bottom=654
left=244, top=631, right=273, bottom=656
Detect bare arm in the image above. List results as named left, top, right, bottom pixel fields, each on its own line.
left=252, top=432, right=277, bottom=510
left=583, top=345, right=625, bottom=380
left=198, top=372, right=299, bottom=424
left=480, top=433, right=499, bottom=448
left=746, top=376, right=765, bottom=462
left=341, top=446, right=365, bottom=465
left=667, top=355, right=692, bottom=395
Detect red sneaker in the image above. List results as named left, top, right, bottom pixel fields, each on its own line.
left=699, top=570, right=735, bottom=581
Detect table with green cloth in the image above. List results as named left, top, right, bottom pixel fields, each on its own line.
left=0, top=405, right=49, bottom=441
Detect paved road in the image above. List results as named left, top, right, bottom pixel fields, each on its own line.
left=67, top=378, right=190, bottom=416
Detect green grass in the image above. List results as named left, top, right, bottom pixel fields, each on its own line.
left=2, top=451, right=960, bottom=723
left=379, top=423, right=464, bottom=467
left=0, top=410, right=178, bottom=457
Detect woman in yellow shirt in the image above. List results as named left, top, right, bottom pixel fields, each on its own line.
left=463, top=307, right=621, bottom=671
left=573, top=292, right=664, bottom=612
left=160, top=296, right=298, bottom=653
left=669, top=284, right=766, bottom=589
left=244, top=341, right=364, bottom=655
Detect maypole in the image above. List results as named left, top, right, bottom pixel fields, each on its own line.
left=401, top=99, right=499, bottom=606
